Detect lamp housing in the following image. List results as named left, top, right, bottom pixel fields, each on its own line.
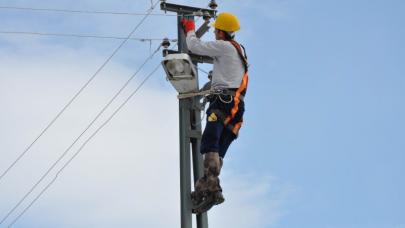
left=162, top=53, right=198, bottom=94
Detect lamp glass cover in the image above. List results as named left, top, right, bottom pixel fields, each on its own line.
left=166, top=60, right=185, bottom=76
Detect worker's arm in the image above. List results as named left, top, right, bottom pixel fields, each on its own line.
left=186, top=31, right=225, bottom=57
left=181, top=19, right=225, bottom=57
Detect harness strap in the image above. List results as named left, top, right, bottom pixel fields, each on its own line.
left=227, top=122, right=243, bottom=136
left=240, top=44, right=248, bottom=60
left=222, top=40, right=249, bottom=136
left=229, top=40, right=248, bottom=73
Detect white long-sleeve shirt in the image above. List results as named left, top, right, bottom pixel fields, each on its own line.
left=186, top=31, right=245, bottom=89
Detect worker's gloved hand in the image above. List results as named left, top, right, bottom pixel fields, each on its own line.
left=181, top=18, right=195, bottom=34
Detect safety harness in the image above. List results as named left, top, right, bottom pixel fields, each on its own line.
left=221, top=40, right=249, bottom=135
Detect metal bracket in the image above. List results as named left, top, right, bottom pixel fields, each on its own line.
left=163, top=49, right=179, bottom=57
left=196, top=20, right=211, bottom=38
left=160, top=2, right=216, bottom=17
left=163, top=49, right=213, bottom=64
left=189, top=53, right=213, bottom=64
left=187, top=129, right=202, bottom=139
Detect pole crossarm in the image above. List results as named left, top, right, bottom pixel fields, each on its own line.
left=160, top=2, right=216, bottom=17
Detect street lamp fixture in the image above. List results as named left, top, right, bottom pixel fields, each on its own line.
left=162, top=53, right=198, bottom=94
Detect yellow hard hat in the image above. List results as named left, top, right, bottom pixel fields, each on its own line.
left=211, top=12, right=240, bottom=32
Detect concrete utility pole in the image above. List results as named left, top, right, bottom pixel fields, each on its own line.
left=160, top=1, right=217, bottom=228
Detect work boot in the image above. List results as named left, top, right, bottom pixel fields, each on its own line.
left=192, top=152, right=224, bottom=204
left=193, top=174, right=221, bottom=202
left=213, top=191, right=225, bottom=205
left=192, top=175, right=208, bottom=204
left=213, top=179, right=225, bottom=205
left=191, top=177, right=225, bottom=214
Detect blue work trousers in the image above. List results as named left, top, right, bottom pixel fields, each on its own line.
left=200, top=94, right=245, bottom=158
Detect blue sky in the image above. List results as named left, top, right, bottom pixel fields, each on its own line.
left=0, top=0, right=404, bottom=227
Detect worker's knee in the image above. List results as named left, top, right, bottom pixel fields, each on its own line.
left=204, top=152, right=222, bottom=176
left=201, top=114, right=226, bottom=152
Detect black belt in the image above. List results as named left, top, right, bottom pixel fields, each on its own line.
left=221, top=89, right=245, bottom=102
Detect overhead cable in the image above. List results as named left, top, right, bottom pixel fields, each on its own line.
left=6, top=59, right=163, bottom=228
left=0, top=6, right=177, bottom=16
left=0, top=6, right=204, bottom=17
left=0, top=0, right=160, bottom=183
left=197, top=67, right=210, bottom=75
left=0, top=40, right=165, bottom=226
left=0, top=30, right=177, bottom=42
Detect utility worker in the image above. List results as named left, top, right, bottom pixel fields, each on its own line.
left=182, top=12, right=249, bottom=212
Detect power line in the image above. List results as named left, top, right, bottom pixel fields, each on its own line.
left=0, top=5, right=202, bottom=17
left=7, top=61, right=163, bottom=228
left=0, top=41, right=164, bottom=226
left=0, top=5, right=177, bottom=17
left=0, top=0, right=159, bottom=183
left=0, top=30, right=177, bottom=42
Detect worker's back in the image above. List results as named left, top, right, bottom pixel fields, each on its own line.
left=186, top=32, right=245, bottom=89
